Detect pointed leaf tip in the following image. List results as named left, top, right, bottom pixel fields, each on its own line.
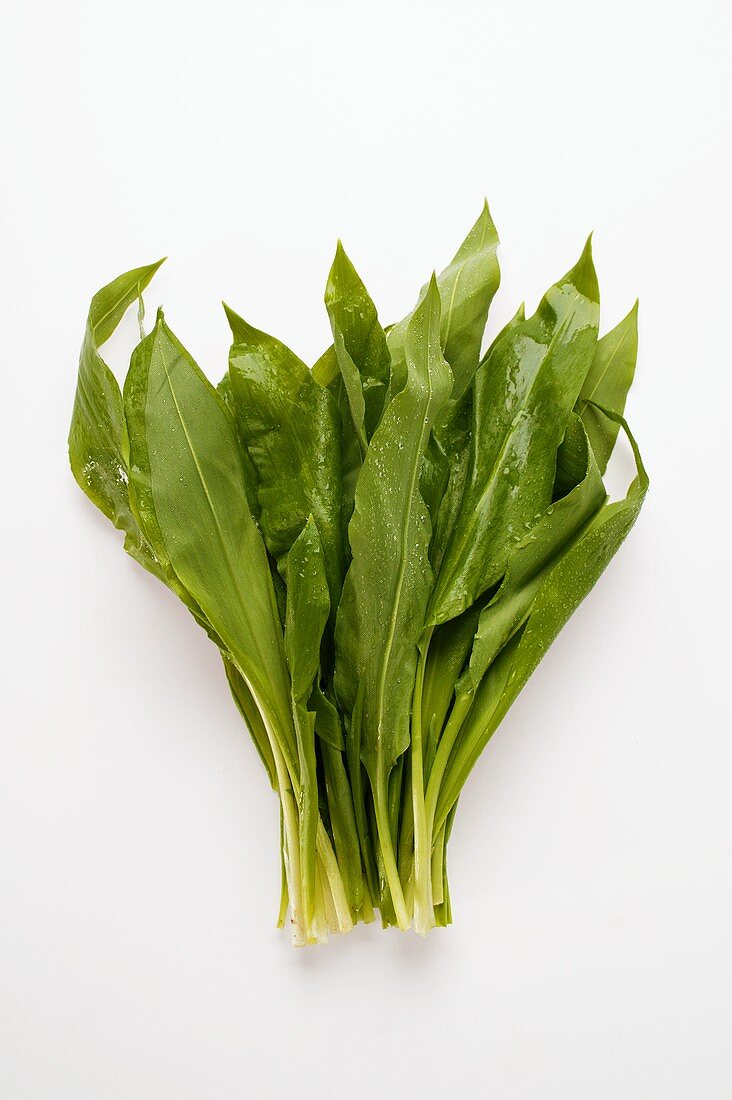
left=223, top=302, right=261, bottom=344
left=480, top=198, right=498, bottom=238
left=567, top=233, right=599, bottom=303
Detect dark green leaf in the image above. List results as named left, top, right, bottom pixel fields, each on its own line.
left=459, top=415, right=606, bottom=697
left=335, top=277, right=452, bottom=786
left=226, top=306, right=346, bottom=608
left=429, top=238, right=601, bottom=627
left=325, top=242, right=390, bottom=448
left=577, top=302, right=639, bottom=473
left=434, top=409, right=648, bottom=831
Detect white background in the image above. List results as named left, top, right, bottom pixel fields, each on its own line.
left=2, top=1, right=731, bottom=1097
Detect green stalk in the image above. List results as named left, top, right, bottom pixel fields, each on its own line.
left=397, top=752, right=415, bottom=889
left=293, top=707, right=318, bottom=935
left=423, top=688, right=474, bottom=846
left=345, top=687, right=380, bottom=906
left=322, top=742, right=365, bottom=918
left=270, top=736, right=307, bottom=944
left=411, top=633, right=434, bottom=934
left=276, top=806, right=289, bottom=929
left=431, top=821, right=446, bottom=905
left=316, top=821, right=353, bottom=933
left=373, top=772, right=410, bottom=930
left=434, top=804, right=457, bottom=926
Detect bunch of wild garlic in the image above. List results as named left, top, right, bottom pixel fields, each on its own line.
left=70, top=205, right=647, bottom=944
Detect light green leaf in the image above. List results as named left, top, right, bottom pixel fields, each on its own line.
left=68, top=260, right=165, bottom=576
left=387, top=201, right=500, bottom=398
left=140, top=310, right=295, bottom=763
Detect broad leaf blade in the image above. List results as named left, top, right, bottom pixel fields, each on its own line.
left=69, top=260, right=165, bottom=575
left=429, top=306, right=526, bottom=573
left=432, top=199, right=501, bottom=398
left=226, top=307, right=346, bottom=608
left=141, top=310, right=295, bottom=758
left=460, top=415, right=606, bottom=695
left=313, top=345, right=362, bottom=539
left=325, top=242, right=391, bottom=446
left=285, top=517, right=330, bottom=708
left=387, top=201, right=500, bottom=398
left=124, top=331, right=228, bottom=647
left=435, top=409, right=648, bottom=830
left=429, top=238, right=601, bottom=627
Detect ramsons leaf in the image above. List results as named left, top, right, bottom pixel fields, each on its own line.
left=433, top=408, right=648, bottom=832
left=387, top=201, right=500, bottom=398
left=325, top=242, right=391, bottom=450
left=226, top=307, right=346, bottom=608
left=69, top=260, right=165, bottom=577
left=577, top=302, right=639, bottom=473
left=428, top=238, right=601, bottom=627
left=138, top=309, right=295, bottom=762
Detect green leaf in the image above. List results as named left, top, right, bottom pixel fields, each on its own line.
left=311, top=684, right=344, bottom=751
left=459, top=415, right=606, bottom=697
left=325, top=242, right=391, bottom=448
left=387, top=201, right=500, bottom=398
left=68, top=260, right=165, bottom=576
left=434, top=408, right=648, bottom=831
left=124, top=328, right=231, bottom=648
left=312, top=343, right=339, bottom=386
left=226, top=306, right=346, bottom=608
left=433, top=199, right=501, bottom=397
left=285, top=517, right=330, bottom=707
left=139, top=309, right=295, bottom=762
left=577, top=302, right=639, bottom=473
left=335, top=277, right=452, bottom=772
left=313, top=344, right=363, bottom=539
left=428, top=238, right=601, bottom=627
